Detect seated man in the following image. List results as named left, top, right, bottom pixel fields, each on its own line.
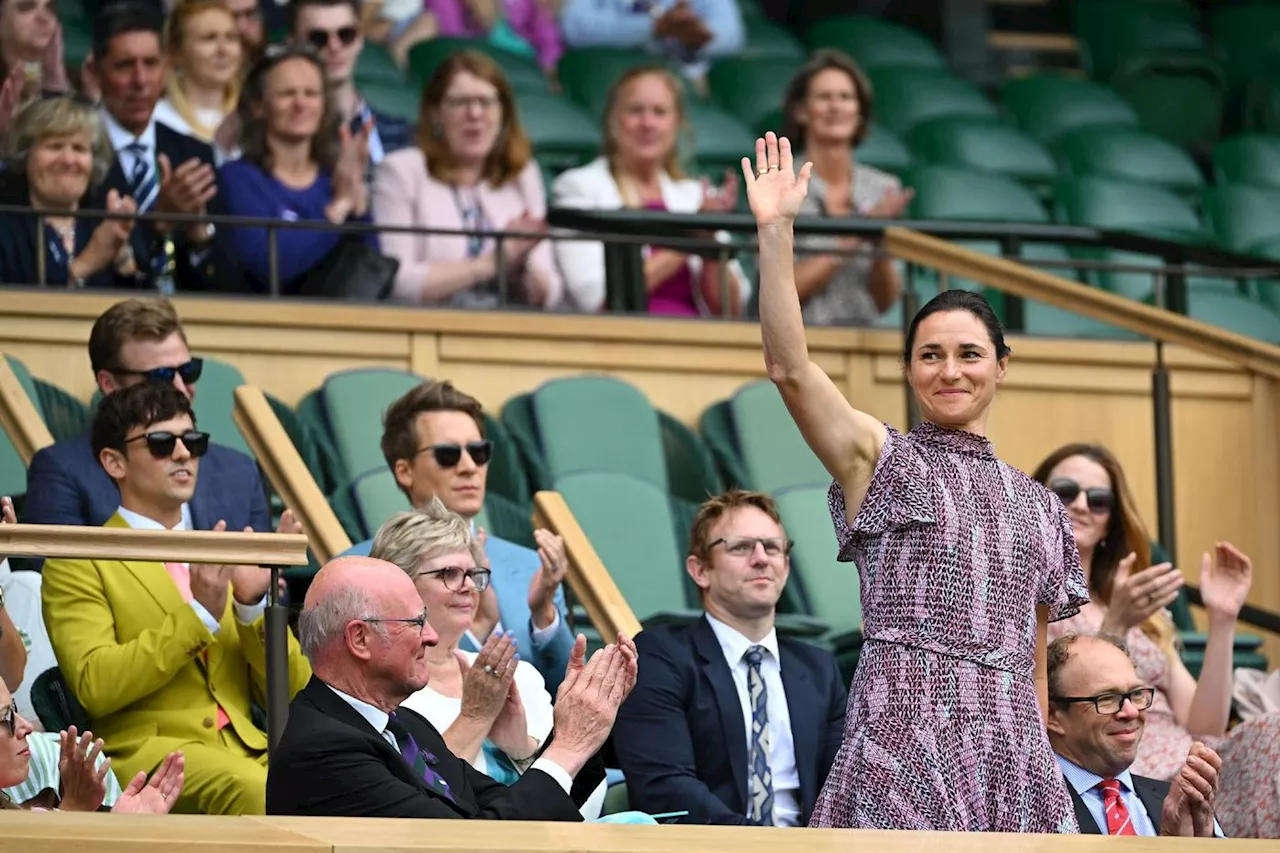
left=345, top=380, right=573, bottom=692
left=267, top=555, right=635, bottom=819
left=23, top=298, right=270, bottom=567
left=560, top=0, right=744, bottom=80
left=41, top=383, right=312, bottom=815
left=1047, top=633, right=1224, bottom=837
left=612, top=490, right=847, bottom=825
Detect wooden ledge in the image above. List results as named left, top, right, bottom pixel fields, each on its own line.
left=0, top=524, right=310, bottom=565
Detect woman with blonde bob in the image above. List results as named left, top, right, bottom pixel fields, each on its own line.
left=154, top=0, right=244, bottom=148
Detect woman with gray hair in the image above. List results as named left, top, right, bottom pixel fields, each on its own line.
left=0, top=94, right=138, bottom=288
left=370, top=498, right=607, bottom=820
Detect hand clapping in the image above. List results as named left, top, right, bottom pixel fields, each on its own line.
left=57, top=727, right=110, bottom=812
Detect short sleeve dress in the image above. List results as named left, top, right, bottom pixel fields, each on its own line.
left=808, top=422, right=1090, bottom=831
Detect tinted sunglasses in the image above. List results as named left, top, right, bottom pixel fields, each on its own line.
left=1, top=699, right=16, bottom=737
left=305, top=26, right=359, bottom=49
left=110, top=357, right=204, bottom=386
left=1048, top=478, right=1114, bottom=514
left=419, top=440, right=493, bottom=468
left=124, top=430, right=211, bottom=459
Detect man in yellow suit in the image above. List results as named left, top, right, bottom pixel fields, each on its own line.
left=42, top=382, right=311, bottom=814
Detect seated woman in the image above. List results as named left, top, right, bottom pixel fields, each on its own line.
left=552, top=65, right=746, bottom=316
left=0, top=0, right=70, bottom=135
left=0, top=95, right=138, bottom=288
left=218, top=45, right=376, bottom=294
left=1034, top=443, right=1280, bottom=838
left=778, top=50, right=913, bottom=326
left=371, top=50, right=563, bottom=308
left=427, top=0, right=562, bottom=84
left=153, top=0, right=244, bottom=152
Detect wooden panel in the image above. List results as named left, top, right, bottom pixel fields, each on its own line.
left=0, top=524, right=309, bottom=565
left=0, top=812, right=327, bottom=852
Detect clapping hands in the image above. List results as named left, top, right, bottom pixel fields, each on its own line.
left=112, top=751, right=185, bottom=814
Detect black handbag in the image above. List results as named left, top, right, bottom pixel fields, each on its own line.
left=294, top=235, right=399, bottom=300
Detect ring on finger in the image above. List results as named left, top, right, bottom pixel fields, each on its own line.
left=483, top=664, right=495, bottom=675
left=490, top=667, right=504, bottom=678
left=768, top=164, right=779, bottom=171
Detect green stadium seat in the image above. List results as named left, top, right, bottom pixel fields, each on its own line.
left=1210, top=3, right=1280, bottom=88
left=515, top=91, right=600, bottom=172
left=1002, top=75, right=1141, bottom=146
left=559, top=49, right=680, bottom=118
left=697, top=400, right=749, bottom=489
left=1055, top=125, right=1205, bottom=198
left=0, top=355, right=44, bottom=502
left=740, top=19, right=806, bottom=61
left=1213, top=134, right=1280, bottom=191
left=349, top=467, right=413, bottom=538
left=1241, top=70, right=1280, bottom=137
left=1202, top=184, right=1280, bottom=255
left=708, top=58, right=803, bottom=135
left=500, top=392, right=552, bottom=493
left=857, top=123, right=913, bottom=176
left=1072, top=0, right=1204, bottom=84
left=62, top=21, right=92, bottom=67
left=1177, top=286, right=1280, bottom=342
left=477, top=490, right=536, bottom=551
left=907, top=165, right=1049, bottom=223
left=188, top=357, right=251, bottom=459
left=319, top=369, right=423, bottom=482
left=805, top=15, right=947, bottom=72
left=358, top=79, right=421, bottom=124
left=658, top=412, right=723, bottom=506
left=407, top=38, right=547, bottom=93
left=1112, top=55, right=1228, bottom=152
left=684, top=102, right=756, bottom=176
left=32, top=378, right=89, bottom=444
left=906, top=117, right=1058, bottom=192
left=869, top=69, right=999, bottom=136
left=354, top=45, right=407, bottom=88
left=728, top=380, right=827, bottom=494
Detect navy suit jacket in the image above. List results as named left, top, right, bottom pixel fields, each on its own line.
left=1069, top=774, right=1170, bottom=834
left=21, top=432, right=270, bottom=571
left=611, top=615, right=847, bottom=825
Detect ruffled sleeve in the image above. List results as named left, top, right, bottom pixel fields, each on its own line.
left=1038, top=499, right=1091, bottom=622
left=827, top=425, right=936, bottom=562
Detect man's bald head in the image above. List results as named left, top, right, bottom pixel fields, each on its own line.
left=298, top=556, right=419, bottom=662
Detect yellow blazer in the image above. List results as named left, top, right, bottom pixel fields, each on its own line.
left=41, top=513, right=311, bottom=779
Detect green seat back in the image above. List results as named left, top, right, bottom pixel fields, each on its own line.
left=1213, top=134, right=1280, bottom=191
left=740, top=19, right=805, bottom=61
left=805, top=15, right=946, bottom=72
left=190, top=357, right=250, bottom=458
left=559, top=50, right=680, bottom=118
left=685, top=102, right=756, bottom=176
left=1056, top=125, right=1204, bottom=197
left=1210, top=3, right=1280, bottom=87
left=1112, top=58, right=1227, bottom=152
left=1072, top=0, right=1203, bottom=83
left=0, top=355, right=44, bottom=500
left=531, top=376, right=668, bottom=492
left=658, top=411, right=722, bottom=505
left=906, top=117, right=1058, bottom=190
left=475, top=490, right=536, bottom=551
left=1055, top=176, right=1204, bottom=237
left=354, top=45, right=406, bottom=87
left=1180, top=286, right=1280, bottom=343
left=407, top=38, right=547, bottom=92
left=1202, top=184, right=1280, bottom=255
left=1002, top=75, right=1140, bottom=145
left=708, top=58, right=804, bottom=134
left=320, top=368, right=424, bottom=482
left=350, top=467, right=413, bottom=538
left=358, top=78, right=422, bottom=123
left=869, top=69, right=999, bottom=136
left=554, top=471, right=691, bottom=624
left=857, top=123, right=913, bottom=176
left=698, top=399, right=749, bottom=489
left=482, top=413, right=532, bottom=508
left=33, top=378, right=90, bottom=444
left=516, top=91, right=600, bottom=172
left=500, top=392, right=552, bottom=493
left=907, top=164, right=1050, bottom=223
left=61, top=21, right=92, bottom=66
left=773, top=484, right=861, bottom=639
left=729, top=381, right=826, bottom=494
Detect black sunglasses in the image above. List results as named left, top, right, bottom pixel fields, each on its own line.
left=124, top=430, right=211, bottom=459
left=305, top=26, right=359, bottom=49
left=110, top=357, right=204, bottom=386
left=1, top=699, right=17, bottom=737
left=418, top=440, right=493, bottom=469
left=1048, top=478, right=1114, bottom=514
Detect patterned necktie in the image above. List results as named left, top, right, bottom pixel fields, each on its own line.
left=743, top=645, right=775, bottom=826
left=385, top=713, right=456, bottom=803
left=1099, top=779, right=1138, bottom=835
left=125, top=141, right=158, bottom=212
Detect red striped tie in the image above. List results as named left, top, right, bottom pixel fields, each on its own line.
left=1099, top=779, right=1138, bottom=836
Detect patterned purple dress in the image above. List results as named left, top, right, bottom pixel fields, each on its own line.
left=808, top=422, right=1089, bottom=832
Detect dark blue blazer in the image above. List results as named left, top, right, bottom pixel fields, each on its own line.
left=21, top=432, right=270, bottom=570
left=611, top=615, right=847, bottom=826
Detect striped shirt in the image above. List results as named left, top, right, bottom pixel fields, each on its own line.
left=2, top=732, right=122, bottom=808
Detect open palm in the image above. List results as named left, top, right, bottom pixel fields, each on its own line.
left=741, top=132, right=812, bottom=227
left=1199, top=541, right=1252, bottom=619
left=112, top=751, right=184, bottom=814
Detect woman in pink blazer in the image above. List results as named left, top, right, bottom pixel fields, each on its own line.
left=371, top=50, right=563, bottom=307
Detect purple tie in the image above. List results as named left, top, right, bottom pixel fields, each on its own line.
left=386, top=712, right=456, bottom=803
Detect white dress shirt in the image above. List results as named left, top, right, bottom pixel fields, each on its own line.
left=101, top=111, right=160, bottom=207
left=704, top=613, right=801, bottom=826
left=116, top=505, right=266, bottom=631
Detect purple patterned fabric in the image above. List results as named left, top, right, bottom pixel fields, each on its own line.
left=809, top=422, right=1089, bottom=831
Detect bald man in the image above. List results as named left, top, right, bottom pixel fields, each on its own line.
left=266, top=556, right=637, bottom=819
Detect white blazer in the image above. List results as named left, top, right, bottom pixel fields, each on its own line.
left=551, top=156, right=750, bottom=313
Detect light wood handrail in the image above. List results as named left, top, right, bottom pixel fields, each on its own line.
left=532, top=491, right=642, bottom=639
left=0, top=524, right=310, bottom=565
left=884, top=227, right=1280, bottom=378
left=234, top=386, right=352, bottom=564
left=0, top=355, right=53, bottom=464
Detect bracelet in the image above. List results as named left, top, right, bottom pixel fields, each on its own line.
left=507, top=738, right=542, bottom=765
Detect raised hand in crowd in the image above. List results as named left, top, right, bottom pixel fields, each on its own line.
left=1099, top=552, right=1184, bottom=636
left=457, top=631, right=519, bottom=728
left=1160, top=742, right=1222, bottom=838
left=699, top=169, right=740, bottom=215
left=155, top=154, right=218, bottom=241
left=653, top=1, right=713, bottom=52
left=742, top=132, right=812, bottom=228
left=56, top=726, right=110, bottom=812
left=1, top=495, right=14, bottom=526
left=326, top=122, right=371, bottom=224
left=1199, top=541, right=1253, bottom=622
left=0, top=63, right=25, bottom=138
left=866, top=186, right=915, bottom=219
left=473, top=527, right=501, bottom=641
left=527, top=528, right=568, bottom=630
left=71, top=190, right=138, bottom=282
left=41, top=21, right=70, bottom=93
left=542, top=633, right=638, bottom=777
left=78, top=53, right=101, bottom=104
left=111, top=750, right=185, bottom=814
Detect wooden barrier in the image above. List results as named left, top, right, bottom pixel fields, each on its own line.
left=0, top=354, right=53, bottom=463
left=0, top=524, right=310, bottom=566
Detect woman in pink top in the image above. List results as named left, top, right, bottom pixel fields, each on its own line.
left=428, top=0, right=563, bottom=77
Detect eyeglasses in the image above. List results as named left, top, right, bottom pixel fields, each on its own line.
left=441, top=94, right=501, bottom=113
left=1051, top=688, right=1156, bottom=715
left=362, top=610, right=429, bottom=631
left=1048, top=478, right=1115, bottom=514
left=417, top=440, right=493, bottom=469
left=305, top=26, right=359, bottom=50
left=418, top=567, right=492, bottom=593
left=1, top=699, right=17, bottom=737
left=109, top=357, right=204, bottom=387
left=708, top=536, right=794, bottom=558
left=124, top=430, right=210, bottom=459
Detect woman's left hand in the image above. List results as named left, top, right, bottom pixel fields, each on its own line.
left=488, top=677, right=534, bottom=762
left=1199, top=541, right=1253, bottom=621
left=330, top=122, right=371, bottom=219
left=57, top=727, right=110, bottom=812
left=866, top=186, right=914, bottom=219
left=700, top=169, right=739, bottom=214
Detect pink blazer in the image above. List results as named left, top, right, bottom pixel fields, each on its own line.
left=371, top=147, right=564, bottom=307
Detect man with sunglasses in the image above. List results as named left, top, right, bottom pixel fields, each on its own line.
left=41, top=382, right=312, bottom=815
left=1047, top=633, right=1225, bottom=837
left=611, top=490, right=846, bottom=826
left=22, top=299, right=271, bottom=571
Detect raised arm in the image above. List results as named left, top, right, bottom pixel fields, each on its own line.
left=745, top=133, right=887, bottom=497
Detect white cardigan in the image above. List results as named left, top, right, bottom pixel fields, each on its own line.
left=551, top=156, right=750, bottom=313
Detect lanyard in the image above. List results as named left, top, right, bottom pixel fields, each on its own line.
left=451, top=186, right=488, bottom=259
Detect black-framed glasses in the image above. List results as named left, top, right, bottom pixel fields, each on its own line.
left=305, top=26, right=359, bottom=50
left=124, top=430, right=210, bottom=459
left=1048, top=478, right=1115, bottom=514
left=109, top=357, right=204, bottom=386
left=419, top=567, right=492, bottom=593
left=362, top=610, right=429, bottom=631
left=1051, top=688, right=1156, bottom=715
left=418, top=440, right=493, bottom=469
left=708, top=536, right=794, bottom=558
left=1, top=699, right=17, bottom=737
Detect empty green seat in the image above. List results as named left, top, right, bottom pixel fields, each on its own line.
left=906, top=117, right=1057, bottom=191
left=33, top=378, right=90, bottom=443
left=857, top=123, right=913, bottom=175
left=188, top=357, right=251, bottom=458
left=740, top=19, right=806, bottom=61
left=1055, top=125, right=1204, bottom=197
left=658, top=412, right=723, bottom=506
left=1072, top=0, right=1204, bottom=83
left=1210, top=3, right=1280, bottom=88
left=516, top=91, right=600, bottom=172
left=870, top=69, right=999, bottom=136
left=354, top=45, right=407, bottom=88
left=697, top=400, right=749, bottom=489
left=1202, top=184, right=1280, bottom=255
left=320, top=369, right=423, bottom=483
left=729, top=380, right=827, bottom=494
left=350, top=467, right=413, bottom=539
left=805, top=16, right=947, bottom=72
left=1002, top=75, right=1140, bottom=146
left=1179, top=286, right=1280, bottom=342
left=408, top=38, right=547, bottom=93
left=0, top=355, right=45, bottom=501
left=684, top=102, right=756, bottom=176
left=1112, top=56, right=1227, bottom=152
left=358, top=79, right=421, bottom=123
left=708, top=57, right=803, bottom=135
left=907, top=165, right=1049, bottom=223
left=559, top=50, right=678, bottom=118
left=1213, top=134, right=1280, bottom=191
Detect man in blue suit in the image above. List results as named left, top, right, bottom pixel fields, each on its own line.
left=342, top=380, right=574, bottom=693
left=22, top=299, right=270, bottom=564
left=611, top=490, right=847, bottom=826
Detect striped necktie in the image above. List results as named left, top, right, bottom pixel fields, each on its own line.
left=125, top=141, right=159, bottom=211
left=1099, top=779, right=1138, bottom=835
left=744, top=645, right=775, bottom=826
left=385, top=712, right=456, bottom=804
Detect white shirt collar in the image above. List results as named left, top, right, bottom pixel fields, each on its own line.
left=101, top=108, right=158, bottom=154
left=1055, top=753, right=1137, bottom=797
left=326, top=683, right=391, bottom=735
left=704, top=612, right=780, bottom=667
left=115, top=504, right=193, bottom=532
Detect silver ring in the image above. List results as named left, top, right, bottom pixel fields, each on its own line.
left=489, top=667, right=503, bottom=678
left=769, top=164, right=779, bottom=171
left=483, top=664, right=494, bottom=675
